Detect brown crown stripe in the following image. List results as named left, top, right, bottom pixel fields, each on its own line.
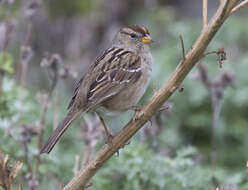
left=127, top=25, right=149, bottom=36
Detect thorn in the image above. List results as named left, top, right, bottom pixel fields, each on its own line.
left=178, top=85, right=184, bottom=92
left=84, top=182, right=93, bottom=189
left=122, top=141, right=131, bottom=149
left=152, top=83, right=158, bottom=95
left=148, top=119, right=152, bottom=127
left=179, top=34, right=186, bottom=62
left=116, top=141, right=131, bottom=156
left=158, top=105, right=170, bottom=113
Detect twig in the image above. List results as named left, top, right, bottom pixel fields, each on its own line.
left=20, top=46, right=33, bottom=87
left=202, top=48, right=226, bottom=68
left=63, top=1, right=241, bottom=189
left=35, top=92, right=50, bottom=176
left=35, top=54, right=62, bottom=175
left=179, top=35, right=186, bottom=62
left=203, top=0, right=208, bottom=28
left=230, top=0, right=248, bottom=15
left=80, top=115, right=103, bottom=168
left=0, top=151, right=23, bottom=190
left=197, top=63, right=235, bottom=165
left=210, top=87, right=221, bottom=165
left=73, top=155, right=80, bottom=176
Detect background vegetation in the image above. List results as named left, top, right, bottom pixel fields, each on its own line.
left=0, top=0, right=248, bottom=189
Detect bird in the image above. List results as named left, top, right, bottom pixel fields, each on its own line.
left=40, top=25, right=153, bottom=154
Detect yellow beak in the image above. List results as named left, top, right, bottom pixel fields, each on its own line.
left=141, top=35, right=152, bottom=44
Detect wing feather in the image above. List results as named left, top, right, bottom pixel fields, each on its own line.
left=68, top=47, right=142, bottom=110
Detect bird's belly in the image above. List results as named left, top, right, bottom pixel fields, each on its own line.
left=102, top=67, right=152, bottom=112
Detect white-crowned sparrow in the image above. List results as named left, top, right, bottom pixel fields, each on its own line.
left=41, top=25, right=153, bottom=154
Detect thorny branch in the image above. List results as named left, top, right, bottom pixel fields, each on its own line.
left=63, top=1, right=243, bottom=190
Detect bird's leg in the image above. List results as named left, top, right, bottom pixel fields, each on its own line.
left=129, top=105, right=142, bottom=112
left=98, top=115, right=113, bottom=145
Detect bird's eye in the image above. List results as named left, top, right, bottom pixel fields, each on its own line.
left=130, top=33, right=137, bottom=38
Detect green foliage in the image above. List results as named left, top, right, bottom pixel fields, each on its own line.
left=0, top=77, right=38, bottom=119
left=0, top=77, right=39, bottom=162
left=93, top=144, right=248, bottom=190
left=45, top=0, right=98, bottom=17
left=0, top=1, right=21, bottom=19
left=0, top=52, right=13, bottom=74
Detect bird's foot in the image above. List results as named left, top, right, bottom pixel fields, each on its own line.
left=129, top=106, right=143, bottom=122
left=105, top=132, right=114, bottom=146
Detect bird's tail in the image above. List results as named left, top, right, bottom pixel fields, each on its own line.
left=40, top=109, right=82, bottom=154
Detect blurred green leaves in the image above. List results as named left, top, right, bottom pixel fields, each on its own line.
left=0, top=77, right=38, bottom=120
left=93, top=144, right=248, bottom=190
left=45, top=0, right=98, bottom=17
left=0, top=52, right=13, bottom=74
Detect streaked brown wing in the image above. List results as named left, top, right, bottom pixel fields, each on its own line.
left=86, top=47, right=142, bottom=107
left=67, top=47, right=142, bottom=110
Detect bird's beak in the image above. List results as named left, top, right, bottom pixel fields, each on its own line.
left=141, top=35, right=152, bottom=44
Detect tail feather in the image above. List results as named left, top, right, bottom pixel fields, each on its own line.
left=40, top=110, right=81, bottom=154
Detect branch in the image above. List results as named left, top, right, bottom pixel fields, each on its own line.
left=203, top=0, right=208, bottom=28
left=63, top=1, right=240, bottom=189
left=230, top=0, right=248, bottom=15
